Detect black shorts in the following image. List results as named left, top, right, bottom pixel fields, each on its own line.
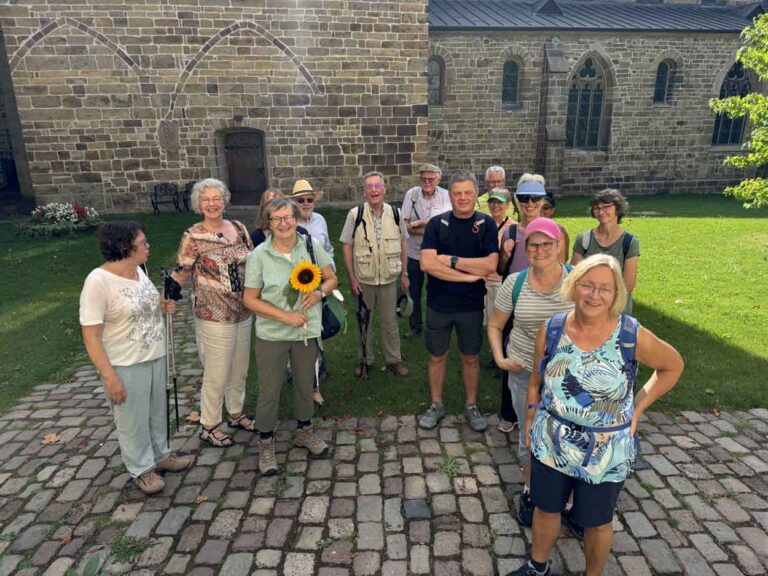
left=530, top=457, right=624, bottom=528
left=424, top=307, right=484, bottom=356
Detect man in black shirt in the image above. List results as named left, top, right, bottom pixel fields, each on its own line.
left=419, top=170, right=499, bottom=431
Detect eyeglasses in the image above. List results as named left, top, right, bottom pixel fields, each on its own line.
left=593, top=204, right=614, bottom=213
left=200, top=197, right=224, bottom=204
left=365, top=183, right=384, bottom=191
left=541, top=204, right=553, bottom=211
left=526, top=240, right=557, bottom=252
left=295, top=197, right=314, bottom=205
left=517, top=195, right=543, bottom=204
left=270, top=215, right=297, bottom=225
left=576, top=282, right=615, bottom=298
left=133, top=239, right=150, bottom=248
left=420, top=177, right=438, bottom=184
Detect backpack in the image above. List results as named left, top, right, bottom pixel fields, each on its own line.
left=500, top=223, right=519, bottom=281
left=539, top=311, right=639, bottom=390
left=437, top=210, right=487, bottom=246
left=352, top=203, right=400, bottom=243
left=581, top=230, right=634, bottom=268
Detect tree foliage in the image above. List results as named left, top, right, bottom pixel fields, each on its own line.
left=710, top=14, right=768, bottom=209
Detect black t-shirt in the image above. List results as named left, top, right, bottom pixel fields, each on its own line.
left=421, top=211, right=499, bottom=312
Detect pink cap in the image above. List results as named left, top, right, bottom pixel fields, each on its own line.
left=524, top=217, right=562, bottom=241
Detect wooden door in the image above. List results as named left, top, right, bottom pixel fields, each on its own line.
left=225, top=130, right=266, bottom=205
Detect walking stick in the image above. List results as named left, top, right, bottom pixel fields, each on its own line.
left=356, top=293, right=371, bottom=380
left=162, top=269, right=183, bottom=447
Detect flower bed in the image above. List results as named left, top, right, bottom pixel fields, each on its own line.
left=19, top=202, right=103, bottom=237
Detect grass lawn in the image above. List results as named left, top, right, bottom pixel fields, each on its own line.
left=0, top=193, right=765, bottom=418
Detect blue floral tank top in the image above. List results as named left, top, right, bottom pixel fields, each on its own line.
left=530, top=316, right=636, bottom=484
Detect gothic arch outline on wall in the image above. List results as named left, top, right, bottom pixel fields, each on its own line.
left=8, top=17, right=138, bottom=73
left=710, top=58, right=761, bottom=95
left=167, top=20, right=324, bottom=120
left=649, top=50, right=685, bottom=104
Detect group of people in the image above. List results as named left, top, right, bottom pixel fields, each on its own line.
left=79, top=165, right=683, bottom=576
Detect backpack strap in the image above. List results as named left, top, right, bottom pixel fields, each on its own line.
left=304, top=232, right=317, bottom=265
left=621, top=232, right=634, bottom=262
left=581, top=229, right=592, bottom=253
left=501, top=223, right=518, bottom=281
left=539, top=311, right=569, bottom=376
left=511, top=268, right=528, bottom=308
left=437, top=210, right=452, bottom=244
left=392, top=204, right=400, bottom=228
left=618, top=314, right=639, bottom=390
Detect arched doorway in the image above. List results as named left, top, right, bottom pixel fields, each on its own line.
left=222, top=129, right=267, bottom=205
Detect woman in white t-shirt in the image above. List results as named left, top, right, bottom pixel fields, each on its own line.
left=80, top=221, right=190, bottom=495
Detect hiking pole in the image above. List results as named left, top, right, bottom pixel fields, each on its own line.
left=162, top=269, right=183, bottom=447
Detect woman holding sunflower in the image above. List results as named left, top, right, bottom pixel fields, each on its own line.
left=244, top=198, right=338, bottom=476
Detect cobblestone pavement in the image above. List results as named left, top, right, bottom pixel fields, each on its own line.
left=0, top=304, right=767, bottom=576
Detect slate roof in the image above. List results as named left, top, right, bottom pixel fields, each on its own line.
left=428, top=0, right=763, bottom=32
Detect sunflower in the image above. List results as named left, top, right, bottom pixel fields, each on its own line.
left=289, top=261, right=322, bottom=293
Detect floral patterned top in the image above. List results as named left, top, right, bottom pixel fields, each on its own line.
left=530, top=316, right=636, bottom=484
left=175, top=220, right=254, bottom=323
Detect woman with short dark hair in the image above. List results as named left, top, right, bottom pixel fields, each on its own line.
left=80, top=221, right=190, bottom=495
left=572, top=188, right=639, bottom=313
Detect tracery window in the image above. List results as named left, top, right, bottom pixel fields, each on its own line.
left=712, top=62, right=752, bottom=146
left=565, top=57, right=609, bottom=150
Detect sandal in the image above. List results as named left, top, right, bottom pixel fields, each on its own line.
left=228, top=413, right=258, bottom=432
left=199, top=425, right=235, bottom=448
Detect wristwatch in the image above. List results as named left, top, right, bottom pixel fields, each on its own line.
left=450, top=256, right=459, bottom=269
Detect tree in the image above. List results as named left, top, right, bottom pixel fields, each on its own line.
left=710, top=14, right=768, bottom=209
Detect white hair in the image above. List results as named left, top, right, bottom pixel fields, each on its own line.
left=485, top=165, right=506, bottom=180
left=190, top=178, right=231, bottom=214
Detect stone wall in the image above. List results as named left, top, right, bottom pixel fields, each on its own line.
left=428, top=30, right=754, bottom=195
left=0, top=1, right=429, bottom=211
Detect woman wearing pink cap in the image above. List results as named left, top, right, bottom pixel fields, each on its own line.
left=487, top=217, right=574, bottom=529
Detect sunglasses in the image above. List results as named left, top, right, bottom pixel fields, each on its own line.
left=296, top=197, right=314, bottom=204
left=517, top=195, right=543, bottom=204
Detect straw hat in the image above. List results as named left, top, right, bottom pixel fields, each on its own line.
left=289, top=179, right=324, bottom=201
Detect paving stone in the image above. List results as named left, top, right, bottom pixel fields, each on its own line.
left=459, top=496, right=484, bottom=522
left=624, top=511, right=658, bottom=538
left=137, top=536, right=173, bottom=566
left=640, top=539, right=682, bottom=573
left=352, top=551, right=380, bottom=575
left=675, top=547, right=716, bottom=576
left=156, top=506, right=191, bottom=535
left=209, top=509, right=242, bottom=537
left=359, top=522, right=385, bottom=550
left=255, top=549, right=282, bottom=568
left=434, top=531, right=460, bottom=557
left=359, top=474, right=381, bottom=495
left=195, top=539, right=228, bottom=565
left=126, top=511, right=162, bottom=538
left=299, top=495, right=329, bottom=523
left=10, top=523, right=52, bottom=551
left=265, top=518, right=293, bottom=548
left=558, top=538, right=586, bottom=573
left=736, top=527, right=768, bottom=559
left=43, top=558, right=74, bottom=576
left=462, top=548, right=494, bottom=576
left=404, top=476, right=426, bottom=499
left=729, top=544, right=765, bottom=576
left=410, top=544, right=430, bottom=574
left=384, top=497, right=404, bottom=531
left=712, top=564, right=746, bottom=576
left=403, top=498, right=430, bottom=519
left=619, top=555, right=653, bottom=576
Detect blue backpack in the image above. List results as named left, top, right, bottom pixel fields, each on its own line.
left=539, top=311, right=639, bottom=390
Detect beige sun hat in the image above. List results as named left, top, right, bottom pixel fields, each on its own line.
left=289, top=179, right=324, bottom=201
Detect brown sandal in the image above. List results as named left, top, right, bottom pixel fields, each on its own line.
left=228, top=413, right=258, bottom=432
left=199, top=425, right=234, bottom=447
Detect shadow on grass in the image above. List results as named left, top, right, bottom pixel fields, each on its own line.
left=634, top=302, right=768, bottom=412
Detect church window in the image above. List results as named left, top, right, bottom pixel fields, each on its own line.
left=565, top=57, right=609, bottom=150
left=712, top=62, right=752, bottom=146
left=653, top=60, right=674, bottom=104
left=502, top=60, right=519, bottom=107
left=428, top=56, right=444, bottom=106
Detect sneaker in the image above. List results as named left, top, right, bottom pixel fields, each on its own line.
left=258, top=436, right=278, bottom=476
left=504, top=559, right=551, bottom=576
left=155, top=454, right=192, bottom=473
left=465, top=405, right=488, bottom=432
left=387, top=362, right=409, bottom=376
left=418, top=403, right=445, bottom=429
left=562, top=510, right=584, bottom=541
left=517, top=490, right=534, bottom=527
left=498, top=419, right=518, bottom=433
left=295, top=426, right=329, bottom=457
left=135, top=470, right=165, bottom=495
left=405, top=327, right=422, bottom=338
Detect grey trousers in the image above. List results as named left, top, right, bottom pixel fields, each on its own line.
left=113, top=357, right=170, bottom=478
left=254, top=337, right=319, bottom=433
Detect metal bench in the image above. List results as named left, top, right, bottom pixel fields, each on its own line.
left=150, top=183, right=181, bottom=213
left=182, top=181, right=195, bottom=212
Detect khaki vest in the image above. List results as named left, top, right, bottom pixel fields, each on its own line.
left=352, top=203, right=402, bottom=285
